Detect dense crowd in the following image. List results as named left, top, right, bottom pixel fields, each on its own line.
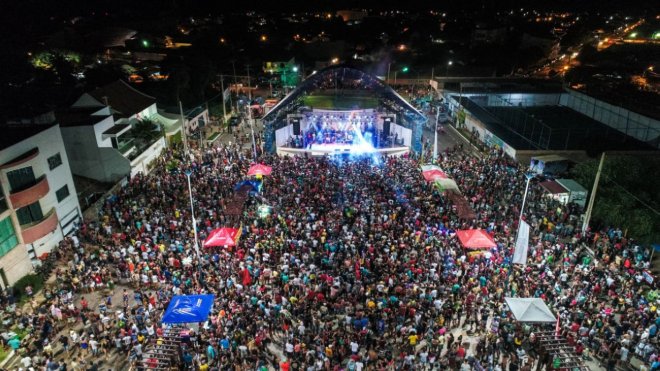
left=1, top=135, right=658, bottom=371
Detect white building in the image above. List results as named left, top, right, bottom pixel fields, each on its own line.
left=0, top=122, right=81, bottom=287
left=57, top=80, right=169, bottom=183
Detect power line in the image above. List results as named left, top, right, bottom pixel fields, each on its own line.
left=600, top=173, right=660, bottom=216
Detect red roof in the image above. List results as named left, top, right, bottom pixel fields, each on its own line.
left=539, top=180, right=568, bottom=195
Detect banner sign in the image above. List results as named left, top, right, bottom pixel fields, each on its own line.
left=162, top=294, right=215, bottom=324
left=512, top=221, right=530, bottom=265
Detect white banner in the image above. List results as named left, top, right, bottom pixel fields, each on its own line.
left=512, top=220, right=530, bottom=265
left=222, top=87, right=231, bottom=102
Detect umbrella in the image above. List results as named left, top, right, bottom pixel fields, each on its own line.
left=204, top=228, right=240, bottom=247
left=422, top=169, right=448, bottom=182
left=420, top=164, right=442, bottom=172
left=433, top=178, right=460, bottom=192
left=247, top=164, right=272, bottom=176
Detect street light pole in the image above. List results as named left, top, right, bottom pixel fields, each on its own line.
left=184, top=170, right=202, bottom=278
left=433, top=109, right=440, bottom=162
left=179, top=100, right=188, bottom=152
left=219, top=75, right=227, bottom=125
left=516, top=173, right=534, bottom=242
left=394, top=71, right=398, bottom=85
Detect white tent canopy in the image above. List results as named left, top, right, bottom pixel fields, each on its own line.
left=505, top=297, right=557, bottom=323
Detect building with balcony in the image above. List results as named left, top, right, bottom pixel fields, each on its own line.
left=57, top=80, right=168, bottom=183
left=0, top=123, right=81, bottom=287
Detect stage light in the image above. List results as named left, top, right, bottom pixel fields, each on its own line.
left=402, top=66, right=409, bottom=73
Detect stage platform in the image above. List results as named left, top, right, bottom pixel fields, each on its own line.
left=277, top=143, right=409, bottom=157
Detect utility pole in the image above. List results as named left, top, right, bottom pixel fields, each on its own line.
left=246, top=65, right=257, bottom=160
left=219, top=75, right=227, bottom=124
left=179, top=100, right=188, bottom=153
left=582, top=152, right=606, bottom=233
left=232, top=61, right=238, bottom=111
left=387, top=62, right=392, bottom=83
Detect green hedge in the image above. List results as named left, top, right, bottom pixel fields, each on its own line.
left=12, top=274, right=44, bottom=300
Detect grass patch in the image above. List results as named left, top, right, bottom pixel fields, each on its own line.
left=12, top=326, right=29, bottom=340
left=207, top=132, right=221, bottom=142
left=169, top=131, right=182, bottom=145
left=302, top=95, right=379, bottom=110
left=0, top=346, right=9, bottom=363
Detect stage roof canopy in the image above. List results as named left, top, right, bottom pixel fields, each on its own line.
left=263, top=64, right=427, bottom=124
left=505, top=297, right=557, bottom=323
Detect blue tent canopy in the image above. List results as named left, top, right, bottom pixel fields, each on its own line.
left=234, top=180, right=262, bottom=193
left=162, top=295, right=215, bottom=324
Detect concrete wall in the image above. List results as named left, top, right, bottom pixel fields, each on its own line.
left=462, top=110, right=517, bottom=158
left=130, top=137, right=166, bottom=177
left=61, top=125, right=131, bottom=182
left=560, top=90, right=660, bottom=147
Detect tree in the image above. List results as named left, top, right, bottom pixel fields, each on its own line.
left=571, top=155, right=660, bottom=244
left=132, top=119, right=162, bottom=149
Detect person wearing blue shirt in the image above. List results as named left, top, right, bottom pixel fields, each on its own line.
left=207, top=344, right=217, bottom=363
left=220, top=338, right=230, bottom=351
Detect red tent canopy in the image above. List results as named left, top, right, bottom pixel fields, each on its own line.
left=455, top=229, right=497, bottom=249
left=247, top=164, right=272, bottom=176
left=422, top=169, right=448, bottom=182
left=204, top=227, right=240, bottom=247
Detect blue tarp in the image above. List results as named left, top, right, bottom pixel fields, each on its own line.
left=161, top=295, right=215, bottom=324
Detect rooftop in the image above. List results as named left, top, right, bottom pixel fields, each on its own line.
left=88, top=80, right=156, bottom=118
left=102, top=124, right=131, bottom=135
left=455, top=97, right=655, bottom=151
left=56, top=107, right=111, bottom=127
left=0, top=123, right=58, bottom=151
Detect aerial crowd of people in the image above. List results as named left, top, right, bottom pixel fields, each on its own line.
left=0, top=124, right=658, bottom=371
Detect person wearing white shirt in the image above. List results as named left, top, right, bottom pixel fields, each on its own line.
left=350, top=341, right=359, bottom=354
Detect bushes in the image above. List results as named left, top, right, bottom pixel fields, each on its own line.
left=12, top=274, right=44, bottom=300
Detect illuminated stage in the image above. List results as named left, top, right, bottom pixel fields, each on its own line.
left=277, top=143, right=410, bottom=157
left=275, top=108, right=412, bottom=157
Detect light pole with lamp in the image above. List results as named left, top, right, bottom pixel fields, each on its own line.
left=446, top=60, right=453, bottom=78
left=433, top=108, right=440, bottom=162
left=184, top=169, right=203, bottom=278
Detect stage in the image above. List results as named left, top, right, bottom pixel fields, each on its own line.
left=277, top=143, right=410, bottom=157
left=274, top=108, right=413, bottom=158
